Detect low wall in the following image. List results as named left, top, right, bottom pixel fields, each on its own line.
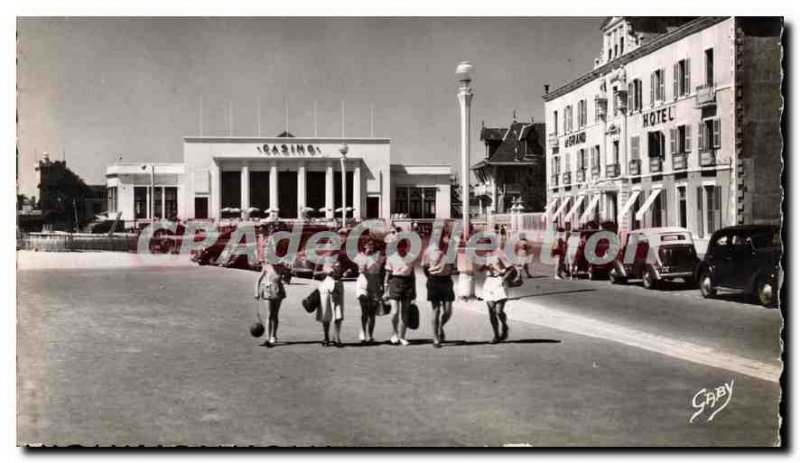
left=18, top=233, right=136, bottom=253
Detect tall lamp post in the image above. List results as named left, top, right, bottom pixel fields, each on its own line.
left=339, top=142, right=348, bottom=226
left=456, top=61, right=475, bottom=298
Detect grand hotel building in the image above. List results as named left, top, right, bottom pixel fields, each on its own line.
left=542, top=17, right=781, bottom=249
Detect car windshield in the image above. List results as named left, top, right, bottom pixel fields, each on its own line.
left=660, top=233, right=688, bottom=242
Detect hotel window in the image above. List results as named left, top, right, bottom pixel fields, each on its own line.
left=619, top=34, right=625, bottom=55
left=627, top=79, right=643, bottom=112
left=696, top=185, right=722, bottom=238
left=165, top=187, right=178, bottom=220
left=652, top=190, right=666, bottom=228
left=630, top=136, right=640, bottom=160
left=564, top=105, right=573, bottom=133
left=577, top=149, right=587, bottom=171
left=650, top=68, right=665, bottom=105
left=677, top=186, right=687, bottom=228
left=591, top=145, right=601, bottom=169
left=423, top=188, right=437, bottom=218
left=670, top=125, right=692, bottom=154
left=698, top=119, right=721, bottom=151
left=648, top=131, right=666, bottom=159
left=134, top=186, right=148, bottom=219
left=612, top=140, right=620, bottom=165
left=578, top=99, right=587, bottom=128
left=564, top=153, right=571, bottom=173
left=107, top=187, right=117, bottom=213
left=674, top=59, right=691, bottom=98
left=553, top=110, right=559, bottom=135
left=705, top=48, right=714, bottom=87
left=553, top=156, right=561, bottom=175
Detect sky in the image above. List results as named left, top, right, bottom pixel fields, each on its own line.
left=16, top=17, right=604, bottom=197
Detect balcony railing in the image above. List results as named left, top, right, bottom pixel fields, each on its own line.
left=649, top=157, right=663, bottom=173
left=547, top=133, right=559, bottom=146
left=673, top=152, right=688, bottom=171
left=576, top=170, right=586, bottom=183
left=606, top=163, right=620, bottom=178
left=562, top=172, right=572, bottom=185
left=550, top=174, right=560, bottom=187
left=700, top=149, right=716, bottom=167
left=629, top=159, right=641, bottom=176
left=591, top=165, right=601, bottom=178
left=695, top=84, right=716, bottom=108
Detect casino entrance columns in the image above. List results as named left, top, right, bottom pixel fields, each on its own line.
left=269, top=163, right=279, bottom=219
left=240, top=163, right=250, bottom=215
left=297, top=163, right=307, bottom=217
left=353, top=162, right=362, bottom=220
left=325, top=162, right=334, bottom=219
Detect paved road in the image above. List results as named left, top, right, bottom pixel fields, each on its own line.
left=17, top=254, right=781, bottom=446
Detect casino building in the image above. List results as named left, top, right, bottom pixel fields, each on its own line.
left=105, top=133, right=452, bottom=226
left=542, top=17, right=782, bottom=249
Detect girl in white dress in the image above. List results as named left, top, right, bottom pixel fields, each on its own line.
left=482, top=251, right=510, bottom=344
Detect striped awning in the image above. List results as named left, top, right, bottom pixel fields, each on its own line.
left=541, top=197, right=560, bottom=222
left=564, top=195, right=586, bottom=223
left=579, top=194, right=602, bottom=223
left=619, top=190, right=642, bottom=221
left=635, top=189, right=663, bottom=221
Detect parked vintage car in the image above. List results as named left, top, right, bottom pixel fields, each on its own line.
left=558, top=228, right=616, bottom=280
left=609, top=227, right=699, bottom=289
left=695, top=225, right=781, bottom=307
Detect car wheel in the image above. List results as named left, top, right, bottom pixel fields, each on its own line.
left=756, top=278, right=777, bottom=307
left=642, top=268, right=658, bottom=290
left=699, top=270, right=716, bottom=299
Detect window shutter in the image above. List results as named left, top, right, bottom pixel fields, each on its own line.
left=685, top=125, right=692, bottom=153
left=684, top=59, right=691, bottom=96
left=712, top=119, right=721, bottom=148
left=714, top=185, right=722, bottom=232
left=650, top=72, right=655, bottom=106
left=631, top=136, right=639, bottom=159
left=696, top=186, right=704, bottom=238
left=698, top=122, right=705, bottom=151
left=673, top=63, right=679, bottom=100
left=627, top=82, right=633, bottom=110
left=669, top=128, right=677, bottom=155
left=659, top=68, right=666, bottom=101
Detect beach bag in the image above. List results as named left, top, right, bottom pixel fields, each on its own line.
left=301, top=289, right=321, bottom=314
left=506, top=266, right=523, bottom=288
left=355, top=273, right=369, bottom=299
left=376, top=299, right=392, bottom=316
left=403, top=302, right=420, bottom=330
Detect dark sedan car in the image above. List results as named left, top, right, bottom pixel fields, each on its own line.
left=696, top=225, right=781, bottom=307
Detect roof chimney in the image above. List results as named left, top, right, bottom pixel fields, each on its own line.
left=544, top=84, right=550, bottom=95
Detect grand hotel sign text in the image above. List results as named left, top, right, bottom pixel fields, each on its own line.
left=642, top=105, right=676, bottom=128
left=563, top=131, right=587, bottom=148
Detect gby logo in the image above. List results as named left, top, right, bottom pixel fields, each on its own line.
left=690, top=379, right=734, bottom=424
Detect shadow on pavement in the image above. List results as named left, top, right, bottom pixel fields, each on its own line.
left=506, top=288, right=597, bottom=300
left=448, top=339, right=562, bottom=346
left=261, top=339, right=562, bottom=347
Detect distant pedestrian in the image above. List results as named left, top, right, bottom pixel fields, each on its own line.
left=500, top=225, right=507, bottom=247
left=355, top=239, right=385, bottom=344
left=254, top=260, right=287, bottom=347
left=423, top=237, right=454, bottom=348
left=315, top=258, right=345, bottom=347
left=481, top=248, right=510, bottom=344
left=517, top=232, right=534, bottom=278
left=552, top=227, right=567, bottom=280
left=383, top=241, right=416, bottom=346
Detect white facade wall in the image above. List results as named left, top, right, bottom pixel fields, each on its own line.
left=544, top=17, right=737, bottom=250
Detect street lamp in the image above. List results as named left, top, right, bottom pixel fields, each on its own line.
left=339, top=142, right=348, bottom=226
left=456, top=61, right=475, bottom=299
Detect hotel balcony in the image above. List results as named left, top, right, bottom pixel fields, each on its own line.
left=591, top=165, right=601, bottom=179
left=550, top=174, right=559, bottom=187
left=629, top=159, right=641, bottom=176
left=562, top=172, right=572, bottom=185
left=594, top=94, right=608, bottom=120
left=649, top=157, right=663, bottom=173
left=613, top=90, right=628, bottom=113
left=673, top=152, right=688, bottom=171
left=695, top=84, right=717, bottom=108
left=700, top=149, right=717, bottom=167
left=548, top=133, right=559, bottom=146
left=606, top=163, right=620, bottom=178
left=576, top=170, right=586, bottom=183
